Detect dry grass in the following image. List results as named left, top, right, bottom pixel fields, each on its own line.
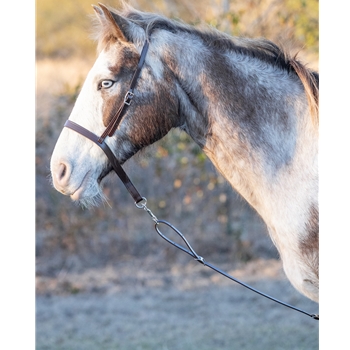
left=36, top=258, right=319, bottom=350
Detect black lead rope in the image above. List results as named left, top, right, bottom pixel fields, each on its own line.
left=159, top=220, right=320, bottom=320
left=136, top=199, right=319, bottom=321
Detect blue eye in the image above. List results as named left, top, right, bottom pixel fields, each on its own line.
left=99, top=80, right=114, bottom=90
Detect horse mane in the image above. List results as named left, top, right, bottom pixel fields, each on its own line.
left=93, top=3, right=319, bottom=125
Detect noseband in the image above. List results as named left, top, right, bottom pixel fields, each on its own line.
left=62, top=39, right=318, bottom=320
left=64, top=40, right=150, bottom=204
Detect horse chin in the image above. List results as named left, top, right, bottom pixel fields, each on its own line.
left=68, top=165, right=113, bottom=208
left=73, top=188, right=109, bottom=208
left=70, top=179, right=109, bottom=209
left=76, top=193, right=108, bottom=208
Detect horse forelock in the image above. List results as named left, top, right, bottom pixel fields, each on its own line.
left=90, top=15, right=116, bottom=53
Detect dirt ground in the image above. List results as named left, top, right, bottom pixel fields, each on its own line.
left=36, top=258, right=319, bottom=350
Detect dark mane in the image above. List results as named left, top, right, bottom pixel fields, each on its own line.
left=122, top=7, right=316, bottom=73
left=96, top=4, right=319, bottom=123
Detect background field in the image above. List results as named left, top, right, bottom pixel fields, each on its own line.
left=36, top=0, right=319, bottom=348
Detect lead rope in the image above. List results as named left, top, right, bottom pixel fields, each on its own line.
left=136, top=197, right=319, bottom=321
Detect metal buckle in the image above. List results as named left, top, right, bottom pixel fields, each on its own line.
left=124, top=90, right=134, bottom=105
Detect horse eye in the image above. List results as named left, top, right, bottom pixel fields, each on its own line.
left=99, top=80, right=114, bottom=90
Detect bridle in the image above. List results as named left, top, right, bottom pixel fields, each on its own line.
left=64, top=40, right=150, bottom=205
left=63, top=40, right=319, bottom=321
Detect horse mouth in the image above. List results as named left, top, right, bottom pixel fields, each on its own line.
left=97, top=164, right=114, bottom=184
left=69, top=165, right=113, bottom=202
left=70, top=171, right=92, bottom=201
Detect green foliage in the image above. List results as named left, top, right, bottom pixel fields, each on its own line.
left=213, top=0, right=318, bottom=53
left=283, top=0, right=319, bottom=51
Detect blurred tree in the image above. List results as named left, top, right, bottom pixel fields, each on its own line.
left=283, top=0, right=319, bottom=51
left=36, top=0, right=98, bottom=58
left=36, top=0, right=318, bottom=58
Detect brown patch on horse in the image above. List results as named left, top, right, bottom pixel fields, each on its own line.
left=108, top=46, right=140, bottom=75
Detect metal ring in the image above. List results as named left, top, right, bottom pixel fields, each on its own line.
left=135, top=197, right=147, bottom=209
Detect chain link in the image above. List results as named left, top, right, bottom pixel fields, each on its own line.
left=135, top=197, right=158, bottom=223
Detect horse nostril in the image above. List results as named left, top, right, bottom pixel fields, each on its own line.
left=55, top=162, right=71, bottom=186
left=58, top=163, right=66, bottom=180
left=58, top=163, right=67, bottom=180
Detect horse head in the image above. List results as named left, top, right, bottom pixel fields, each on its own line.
left=50, top=4, right=181, bottom=206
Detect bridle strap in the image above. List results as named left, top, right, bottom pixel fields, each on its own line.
left=64, top=120, right=143, bottom=204
left=63, top=41, right=150, bottom=203
left=98, top=41, right=150, bottom=143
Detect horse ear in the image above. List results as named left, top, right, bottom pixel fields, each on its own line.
left=93, top=3, right=138, bottom=43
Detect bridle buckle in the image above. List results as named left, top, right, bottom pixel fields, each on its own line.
left=124, top=90, right=134, bottom=105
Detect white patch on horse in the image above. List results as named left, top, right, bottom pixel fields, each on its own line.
left=51, top=49, right=125, bottom=204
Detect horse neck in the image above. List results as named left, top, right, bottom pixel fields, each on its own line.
left=159, top=32, right=318, bottom=241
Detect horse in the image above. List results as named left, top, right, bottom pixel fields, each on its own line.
left=50, top=3, right=319, bottom=303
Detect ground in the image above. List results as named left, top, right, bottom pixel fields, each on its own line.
left=36, top=258, right=319, bottom=350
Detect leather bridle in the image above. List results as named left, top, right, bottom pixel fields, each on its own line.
left=61, top=39, right=319, bottom=320
left=64, top=40, right=150, bottom=204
